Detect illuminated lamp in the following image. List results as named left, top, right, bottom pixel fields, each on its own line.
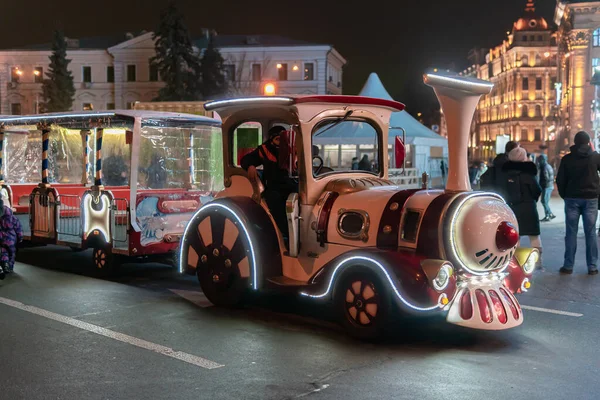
left=276, top=63, right=282, bottom=69
left=263, top=82, right=276, bottom=96
left=565, top=52, right=570, bottom=58
left=16, top=69, right=23, bottom=76
left=33, top=70, right=40, bottom=76
left=292, top=65, right=299, bottom=71
left=544, top=51, right=550, bottom=58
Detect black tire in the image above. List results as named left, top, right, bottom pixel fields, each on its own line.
left=183, top=208, right=251, bottom=307
left=334, top=268, right=392, bottom=340
left=92, top=247, right=120, bottom=277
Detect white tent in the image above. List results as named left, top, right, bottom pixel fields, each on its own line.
left=358, top=73, right=448, bottom=181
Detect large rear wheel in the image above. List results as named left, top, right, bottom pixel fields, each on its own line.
left=335, top=269, right=391, bottom=340
left=183, top=208, right=252, bottom=307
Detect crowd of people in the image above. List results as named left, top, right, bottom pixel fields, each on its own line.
left=479, top=131, right=600, bottom=275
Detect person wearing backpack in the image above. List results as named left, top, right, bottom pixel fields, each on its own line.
left=556, top=131, right=600, bottom=275
left=479, top=140, right=520, bottom=197
left=502, top=146, right=543, bottom=269
left=538, top=154, right=556, bottom=222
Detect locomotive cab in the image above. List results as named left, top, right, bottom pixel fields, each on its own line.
left=179, top=74, right=538, bottom=338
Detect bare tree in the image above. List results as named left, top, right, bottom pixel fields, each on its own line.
left=225, top=52, right=273, bottom=96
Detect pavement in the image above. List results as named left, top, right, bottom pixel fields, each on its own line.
left=1, top=198, right=600, bottom=399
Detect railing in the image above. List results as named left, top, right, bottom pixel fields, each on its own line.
left=388, top=168, right=420, bottom=189
left=111, top=198, right=129, bottom=245
left=56, top=194, right=82, bottom=238
left=30, top=192, right=56, bottom=238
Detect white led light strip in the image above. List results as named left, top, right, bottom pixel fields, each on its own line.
left=204, top=97, right=294, bottom=110
left=425, top=73, right=494, bottom=89
left=300, top=255, right=439, bottom=312
left=0, top=112, right=115, bottom=123
left=82, top=193, right=111, bottom=242
left=179, top=203, right=258, bottom=290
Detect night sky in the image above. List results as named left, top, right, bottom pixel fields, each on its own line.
left=2, top=0, right=555, bottom=116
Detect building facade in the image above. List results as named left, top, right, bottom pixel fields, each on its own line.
left=554, top=0, right=600, bottom=157
left=0, top=32, right=346, bottom=115
left=471, top=1, right=558, bottom=161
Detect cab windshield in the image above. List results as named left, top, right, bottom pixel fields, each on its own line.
left=312, top=119, right=381, bottom=176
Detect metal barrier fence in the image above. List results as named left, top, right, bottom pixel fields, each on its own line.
left=111, top=198, right=129, bottom=244
left=388, top=168, right=421, bottom=189
left=56, top=194, right=82, bottom=238
left=30, top=192, right=56, bottom=238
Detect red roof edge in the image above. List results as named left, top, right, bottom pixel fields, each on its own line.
left=294, top=95, right=405, bottom=112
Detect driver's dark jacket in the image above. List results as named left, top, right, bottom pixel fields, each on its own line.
left=240, top=143, right=296, bottom=191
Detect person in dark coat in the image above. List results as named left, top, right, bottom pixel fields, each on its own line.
left=241, top=126, right=298, bottom=238
left=480, top=140, right=520, bottom=197
left=357, top=155, right=371, bottom=171
left=538, top=154, right=556, bottom=221
left=0, top=196, right=23, bottom=279
left=556, top=131, right=600, bottom=275
left=502, top=146, right=543, bottom=269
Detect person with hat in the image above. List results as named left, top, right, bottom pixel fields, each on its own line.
left=241, top=125, right=298, bottom=238
left=556, top=131, right=600, bottom=275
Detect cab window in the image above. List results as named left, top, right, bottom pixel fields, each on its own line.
left=311, top=119, right=381, bottom=176
left=232, top=122, right=262, bottom=167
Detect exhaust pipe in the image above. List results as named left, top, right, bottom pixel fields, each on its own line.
left=424, top=73, right=493, bottom=192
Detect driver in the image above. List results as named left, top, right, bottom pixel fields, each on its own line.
left=241, top=126, right=298, bottom=238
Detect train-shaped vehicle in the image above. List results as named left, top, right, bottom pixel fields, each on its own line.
left=179, top=72, right=537, bottom=338
left=0, top=111, right=223, bottom=273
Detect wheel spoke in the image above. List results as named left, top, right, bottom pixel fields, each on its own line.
left=360, top=311, right=372, bottom=325
left=229, top=236, right=246, bottom=265
left=365, top=297, right=378, bottom=304
left=210, top=213, right=226, bottom=248
left=345, top=289, right=354, bottom=303
left=359, top=280, right=366, bottom=297
left=188, top=229, right=206, bottom=254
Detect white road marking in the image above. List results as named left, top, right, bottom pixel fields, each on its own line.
left=521, top=304, right=583, bottom=317
left=169, top=289, right=213, bottom=308
left=0, top=296, right=223, bottom=369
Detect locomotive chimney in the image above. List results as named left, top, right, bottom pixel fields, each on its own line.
left=424, top=72, right=493, bottom=192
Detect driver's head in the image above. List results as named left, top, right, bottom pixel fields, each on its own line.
left=268, top=125, right=286, bottom=147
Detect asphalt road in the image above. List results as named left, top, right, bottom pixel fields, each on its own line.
left=1, top=213, right=599, bottom=400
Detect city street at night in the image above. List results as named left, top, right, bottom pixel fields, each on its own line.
left=1, top=198, right=599, bottom=400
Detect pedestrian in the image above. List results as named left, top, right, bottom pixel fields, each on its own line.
left=480, top=140, right=520, bottom=197
left=473, top=161, right=488, bottom=189
left=556, top=131, right=600, bottom=275
left=538, top=154, right=556, bottom=222
left=440, top=160, right=447, bottom=184
left=502, top=146, right=543, bottom=269
left=0, top=191, right=23, bottom=279
left=468, top=162, right=479, bottom=186
left=351, top=157, right=359, bottom=170
left=358, top=154, right=371, bottom=171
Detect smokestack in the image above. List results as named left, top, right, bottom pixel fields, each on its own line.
left=424, top=72, right=493, bottom=192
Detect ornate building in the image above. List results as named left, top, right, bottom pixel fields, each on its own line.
left=554, top=1, right=600, bottom=158
left=471, top=1, right=558, bottom=161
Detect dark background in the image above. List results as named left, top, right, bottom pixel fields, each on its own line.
left=1, top=0, right=555, bottom=116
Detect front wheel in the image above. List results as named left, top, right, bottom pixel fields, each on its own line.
left=335, top=269, right=392, bottom=340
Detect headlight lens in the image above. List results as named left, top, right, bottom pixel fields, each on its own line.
left=523, top=251, right=538, bottom=274
left=433, top=264, right=453, bottom=291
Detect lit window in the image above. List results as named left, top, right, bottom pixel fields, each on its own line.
left=127, top=65, right=136, bottom=82
left=83, top=103, right=93, bottom=111
left=304, top=63, right=314, bottom=81
left=277, top=63, right=288, bottom=81
left=592, top=58, right=600, bottom=74
left=594, top=29, right=600, bottom=47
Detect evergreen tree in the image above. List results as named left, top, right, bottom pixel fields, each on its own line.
left=41, top=30, right=76, bottom=112
left=151, top=2, right=202, bottom=101
left=200, top=33, right=228, bottom=100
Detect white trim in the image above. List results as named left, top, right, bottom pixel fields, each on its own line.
left=299, top=255, right=439, bottom=312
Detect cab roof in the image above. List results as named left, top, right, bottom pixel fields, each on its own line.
left=204, top=95, right=405, bottom=113
left=0, top=110, right=220, bottom=129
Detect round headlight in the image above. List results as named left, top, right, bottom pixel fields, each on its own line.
left=433, top=264, right=453, bottom=291
left=523, top=251, right=538, bottom=274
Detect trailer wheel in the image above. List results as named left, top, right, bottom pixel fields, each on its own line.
left=335, top=269, right=391, bottom=340
left=92, top=247, right=120, bottom=277
left=183, top=209, right=251, bottom=307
